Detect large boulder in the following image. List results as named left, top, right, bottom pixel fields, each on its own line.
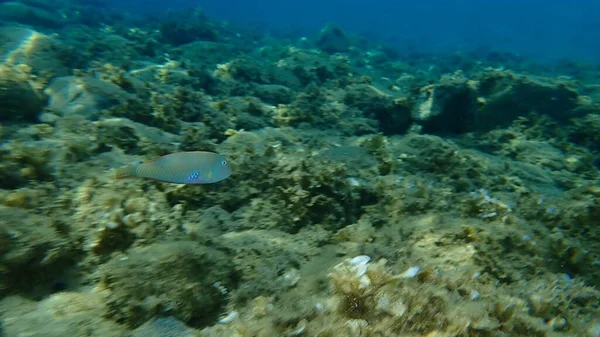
left=413, top=70, right=584, bottom=133
left=100, top=241, right=236, bottom=328
left=159, top=19, right=219, bottom=46
left=0, top=292, right=129, bottom=337
left=0, top=26, right=70, bottom=77
left=0, top=65, right=46, bottom=121
left=315, top=24, right=351, bottom=54
left=474, top=71, right=581, bottom=127
left=0, top=206, right=77, bottom=295
left=345, top=84, right=412, bottom=134
left=45, top=76, right=131, bottom=118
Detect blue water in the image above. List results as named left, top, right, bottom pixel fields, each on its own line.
left=98, top=0, right=600, bottom=63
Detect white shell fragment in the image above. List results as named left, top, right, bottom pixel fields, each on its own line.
left=289, top=319, right=307, bottom=336
left=329, top=255, right=376, bottom=296
left=282, top=268, right=301, bottom=287
left=358, top=274, right=371, bottom=290
left=398, top=266, right=420, bottom=279
left=349, top=255, right=371, bottom=265
left=345, top=319, right=369, bottom=335
left=376, top=291, right=407, bottom=317
left=218, top=311, right=239, bottom=324
left=348, top=255, right=371, bottom=278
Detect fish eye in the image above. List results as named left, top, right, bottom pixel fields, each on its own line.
left=221, top=160, right=227, bottom=166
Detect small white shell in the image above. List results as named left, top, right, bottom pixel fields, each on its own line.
left=105, top=222, right=119, bottom=229
left=399, top=266, right=420, bottom=279
left=349, top=255, right=371, bottom=265
left=289, top=319, right=307, bottom=336
left=218, top=311, right=239, bottom=324
left=351, top=263, right=368, bottom=278
left=349, top=255, right=371, bottom=278
left=347, top=177, right=361, bottom=187
left=358, top=274, right=371, bottom=290
left=282, top=268, right=300, bottom=287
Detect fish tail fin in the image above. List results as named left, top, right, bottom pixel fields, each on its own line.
left=115, top=165, right=136, bottom=179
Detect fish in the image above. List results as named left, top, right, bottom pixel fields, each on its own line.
left=115, top=151, right=231, bottom=184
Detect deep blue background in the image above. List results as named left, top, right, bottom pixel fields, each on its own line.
left=102, top=0, right=600, bottom=63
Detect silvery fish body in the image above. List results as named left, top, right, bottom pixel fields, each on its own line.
left=115, top=151, right=231, bottom=184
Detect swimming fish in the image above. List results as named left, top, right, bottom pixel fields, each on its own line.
left=115, top=151, right=231, bottom=184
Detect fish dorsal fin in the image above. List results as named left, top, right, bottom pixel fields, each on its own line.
left=143, top=151, right=214, bottom=165
left=143, top=153, right=172, bottom=164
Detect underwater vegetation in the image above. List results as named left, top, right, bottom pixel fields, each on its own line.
left=0, top=1, right=599, bottom=336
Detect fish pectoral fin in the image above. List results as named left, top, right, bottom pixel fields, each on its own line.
left=115, top=166, right=134, bottom=179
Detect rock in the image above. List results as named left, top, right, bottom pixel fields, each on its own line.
left=131, top=316, right=198, bottom=337
left=0, top=206, right=77, bottom=295
left=45, top=76, right=131, bottom=118
left=178, top=41, right=238, bottom=68
left=216, top=229, right=316, bottom=302
left=0, top=2, right=63, bottom=28
left=0, top=65, right=46, bottom=121
left=344, top=84, right=412, bottom=134
left=128, top=61, right=193, bottom=86
left=159, top=19, right=219, bottom=46
left=94, top=117, right=180, bottom=154
left=413, top=70, right=584, bottom=133
left=100, top=241, right=236, bottom=328
left=412, top=73, right=476, bottom=133
left=252, top=84, right=294, bottom=104
left=474, top=71, right=581, bottom=128
left=0, top=293, right=129, bottom=337
left=587, top=323, right=600, bottom=337
left=315, top=24, right=351, bottom=54
left=0, top=26, right=70, bottom=76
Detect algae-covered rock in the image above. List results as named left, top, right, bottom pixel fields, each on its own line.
left=344, top=84, right=412, bottom=134
left=94, top=117, right=180, bottom=155
left=100, top=241, right=237, bottom=328
left=474, top=70, right=581, bottom=129
left=412, top=72, right=477, bottom=133
left=0, top=139, right=54, bottom=189
left=567, top=114, right=600, bottom=152
left=178, top=41, right=238, bottom=68
left=251, top=83, right=294, bottom=105
left=127, top=60, right=195, bottom=87
left=214, top=56, right=301, bottom=89
left=413, top=70, right=584, bottom=134
left=0, top=26, right=70, bottom=77
left=0, top=206, right=79, bottom=296
left=315, top=24, right=351, bottom=54
left=210, top=96, right=271, bottom=132
left=0, top=293, right=129, bottom=337
left=159, top=19, right=219, bottom=46
left=271, top=49, right=339, bottom=87
left=217, top=229, right=324, bottom=302
left=45, top=76, right=131, bottom=118
left=131, top=316, right=199, bottom=337
left=0, top=65, right=47, bottom=121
